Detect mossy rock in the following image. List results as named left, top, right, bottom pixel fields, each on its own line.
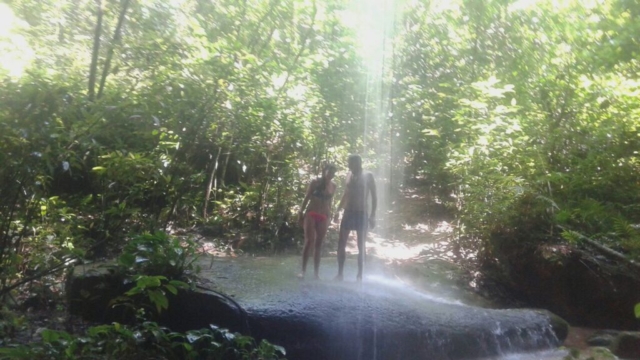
left=65, top=263, right=246, bottom=332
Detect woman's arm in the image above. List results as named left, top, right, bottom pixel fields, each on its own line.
left=298, top=179, right=315, bottom=224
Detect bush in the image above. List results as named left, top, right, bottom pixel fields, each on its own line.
left=116, top=231, right=201, bottom=282
left=0, top=322, right=286, bottom=360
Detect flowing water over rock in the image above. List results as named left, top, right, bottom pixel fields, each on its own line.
left=198, top=255, right=568, bottom=360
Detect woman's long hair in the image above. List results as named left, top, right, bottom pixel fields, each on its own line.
left=316, top=163, right=337, bottom=193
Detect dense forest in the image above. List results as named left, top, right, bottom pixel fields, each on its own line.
left=1, top=0, right=639, bottom=358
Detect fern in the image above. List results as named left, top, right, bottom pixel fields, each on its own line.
left=561, top=229, right=582, bottom=244
left=613, top=218, right=639, bottom=240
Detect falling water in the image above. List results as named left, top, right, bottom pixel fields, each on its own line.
left=349, top=0, right=398, bottom=240
left=349, top=2, right=398, bottom=358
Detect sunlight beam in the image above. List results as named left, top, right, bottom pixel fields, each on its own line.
left=0, top=3, right=34, bottom=79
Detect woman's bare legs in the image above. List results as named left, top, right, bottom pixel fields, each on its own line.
left=313, top=219, right=329, bottom=279
left=300, top=215, right=316, bottom=279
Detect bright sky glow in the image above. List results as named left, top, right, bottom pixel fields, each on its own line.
left=343, top=0, right=390, bottom=67
left=0, top=3, right=34, bottom=79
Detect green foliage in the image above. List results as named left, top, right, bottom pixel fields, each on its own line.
left=393, top=0, right=640, bottom=267
left=0, top=307, right=26, bottom=346
left=111, top=275, right=189, bottom=316
left=109, top=232, right=197, bottom=320
left=0, top=322, right=286, bottom=360
left=0, top=0, right=365, bottom=269
left=0, top=228, right=284, bottom=359
left=117, top=232, right=200, bottom=281
left=2, top=0, right=640, bottom=343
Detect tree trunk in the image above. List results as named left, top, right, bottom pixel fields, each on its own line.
left=258, top=154, right=271, bottom=227
left=88, top=0, right=103, bottom=101
left=203, top=146, right=223, bottom=219
left=97, top=0, right=132, bottom=99
left=220, top=136, right=234, bottom=188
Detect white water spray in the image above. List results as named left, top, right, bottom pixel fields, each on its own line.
left=347, top=0, right=398, bottom=239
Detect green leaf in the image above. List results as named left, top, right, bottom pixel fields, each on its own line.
left=41, top=329, right=59, bottom=342
left=164, top=284, right=178, bottom=295
left=186, top=333, right=202, bottom=343
left=149, top=289, right=169, bottom=312
left=135, top=256, right=150, bottom=264
left=88, top=325, right=113, bottom=337
left=273, top=344, right=286, bottom=355
left=555, top=210, right=571, bottom=224
left=561, top=230, right=581, bottom=244
left=168, top=280, right=189, bottom=289
left=635, top=303, right=640, bottom=319
left=118, top=253, right=136, bottom=268
left=224, top=331, right=235, bottom=341
left=125, top=287, right=143, bottom=296
left=137, top=276, right=164, bottom=288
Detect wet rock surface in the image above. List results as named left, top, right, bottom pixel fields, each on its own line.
left=65, top=263, right=246, bottom=332
left=587, top=330, right=640, bottom=359
left=488, top=243, right=640, bottom=330
left=201, top=256, right=566, bottom=360
left=68, top=256, right=569, bottom=360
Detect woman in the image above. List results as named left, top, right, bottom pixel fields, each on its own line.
left=297, top=164, right=337, bottom=280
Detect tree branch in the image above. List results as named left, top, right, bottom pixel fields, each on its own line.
left=277, top=0, right=317, bottom=95
left=558, top=225, right=640, bottom=270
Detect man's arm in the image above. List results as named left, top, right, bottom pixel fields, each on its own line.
left=333, top=173, right=350, bottom=222
left=368, top=173, right=377, bottom=229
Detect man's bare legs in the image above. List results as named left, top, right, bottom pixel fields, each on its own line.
left=336, top=227, right=350, bottom=281
left=336, top=227, right=366, bottom=281
left=356, top=229, right=365, bottom=281
left=300, top=215, right=317, bottom=279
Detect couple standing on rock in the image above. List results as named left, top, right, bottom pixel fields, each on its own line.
left=297, top=154, right=377, bottom=281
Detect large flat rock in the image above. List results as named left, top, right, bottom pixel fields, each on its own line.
left=67, top=256, right=568, bottom=360
left=196, top=256, right=568, bottom=360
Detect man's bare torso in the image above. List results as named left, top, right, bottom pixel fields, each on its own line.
left=344, top=171, right=373, bottom=212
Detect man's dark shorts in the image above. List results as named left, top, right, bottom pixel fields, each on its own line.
left=340, top=211, right=368, bottom=232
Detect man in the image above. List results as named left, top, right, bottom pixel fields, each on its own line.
left=333, top=154, right=377, bottom=281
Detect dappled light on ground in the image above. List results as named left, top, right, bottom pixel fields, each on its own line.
left=401, top=220, right=453, bottom=234
left=362, top=226, right=454, bottom=262
left=191, top=185, right=471, bottom=268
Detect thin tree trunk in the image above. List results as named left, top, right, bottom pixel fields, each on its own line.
left=88, top=0, right=103, bottom=101
left=157, top=94, right=218, bottom=226
left=257, top=154, right=271, bottom=226
left=164, top=189, right=184, bottom=230
left=203, top=146, right=223, bottom=219
left=97, top=0, right=132, bottom=99
left=220, top=136, right=234, bottom=188
left=273, top=166, right=284, bottom=222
